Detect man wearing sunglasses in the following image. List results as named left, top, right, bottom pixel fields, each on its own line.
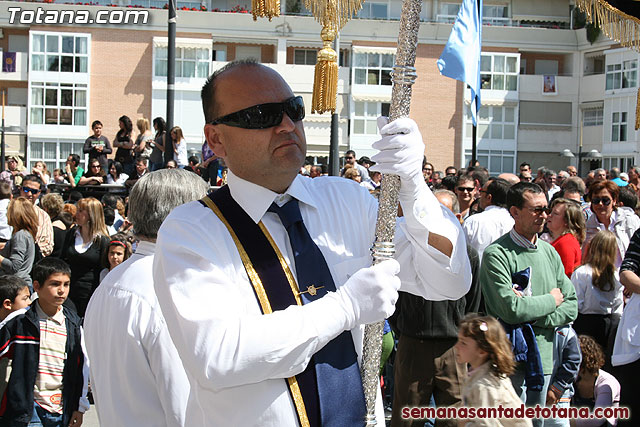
left=153, top=60, right=472, bottom=426
left=340, top=150, right=372, bottom=184
left=480, top=182, right=577, bottom=427
left=20, top=175, right=54, bottom=257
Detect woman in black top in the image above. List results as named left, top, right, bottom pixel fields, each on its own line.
left=62, top=197, right=109, bottom=317
left=150, top=117, right=166, bottom=171
left=113, top=115, right=135, bottom=177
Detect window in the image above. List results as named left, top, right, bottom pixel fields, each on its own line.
left=30, top=82, right=87, bottom=126
left=603, top=157, right=634, bottom=171
left=611, top=112, right=627, bottom=142
left=465, top=149, right=515, bottom=174
left=483, top=5, right=509, bottom=25
left=437, top=3, right=509, bottom=25
left=293, top=49, right=317, bottom=65
left=357, top=2, right=388, bottom=19
left=29, top=140, right=86, bottom=171
left=31, top=33, right=88, bottom=73
left=606, top=60, right=637, bottom=90
left=155, top=46, right=210, bottom=78
left=352, top=101, right=390, bottom=135
left=353, top=52, right=394, bottom=86
left=480, top=54, right=518, bottom=91
left=465, top=105, right=516, bottom=140
left=583, top=109, right=603, bottom=126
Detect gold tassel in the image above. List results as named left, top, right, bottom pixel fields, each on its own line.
left=636, top=88, right=640, bottom=131
left=311, top=25, right=338, bottom=114
left=576, top=0, right=640, bottom=52
left=252, top=0, right=280, bottom=21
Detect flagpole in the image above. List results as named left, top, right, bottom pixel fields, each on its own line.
left=361, top=0, right=422, bottom=424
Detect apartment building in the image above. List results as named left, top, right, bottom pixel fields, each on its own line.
left=0, top=0, right=637, bottom=175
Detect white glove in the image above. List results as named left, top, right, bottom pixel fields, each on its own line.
left=334, top=259, right=400, bottom=329
left=369, top=116, right=426, bottom=197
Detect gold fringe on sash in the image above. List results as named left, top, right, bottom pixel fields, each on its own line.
left=576, top=0, right=640, bottom=52
left=252, top=0, right=280, bottom=21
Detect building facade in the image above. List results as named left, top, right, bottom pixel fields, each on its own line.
left=0, top=0, right=637, bottom=175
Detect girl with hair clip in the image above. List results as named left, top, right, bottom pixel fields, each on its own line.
left=571, top=231, right=623, bottom=364
left=62, top=197, right=110, bottom=317
left=455, top=314, right=532, bottom=427
left=99, top=234, right=132, bottom=282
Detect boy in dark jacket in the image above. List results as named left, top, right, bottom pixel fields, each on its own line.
left=0, top=258, right=89, bottom=426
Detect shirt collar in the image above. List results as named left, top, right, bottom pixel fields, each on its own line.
left=134, top=240, right=155, bottom=256
left=509, top=227, right=538, bottom=249
left=227, top=170, right=317, bottom=223
left=35, top=300, right=65, bottom=324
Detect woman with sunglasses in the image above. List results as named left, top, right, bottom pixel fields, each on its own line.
left=583, top=180, right=640, bottom=268
left=78, top=159, right=106, bottom=186
left=170, top=126, right=188, bottom=168
left=62, top=197, right=109, bottom=317
left=455, top=175, right=476, bottom=221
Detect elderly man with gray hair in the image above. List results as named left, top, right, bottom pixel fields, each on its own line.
left=84, top=169, right=209, bottom=427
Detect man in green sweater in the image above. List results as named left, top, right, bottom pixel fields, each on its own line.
left=480, top=182, right=577, bottom=427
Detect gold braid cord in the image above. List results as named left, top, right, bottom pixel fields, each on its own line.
left=252, top=0, right=279, bottom=21
left=576, top=0, right=640, bottom=52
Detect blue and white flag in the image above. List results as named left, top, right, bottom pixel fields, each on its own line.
left=437, top=0, right=483, bottom=125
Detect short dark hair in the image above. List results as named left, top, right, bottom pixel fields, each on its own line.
left=21, top=174, right=43, bottom=189
left=68, top=154, right=81, bottom=167
left=619, top=187, right=638, bottom=209
left=507, top=182, right=544, bottom=210
left=469, top=167, right=489, bottom=188
left=520, top=162, right=531, bottom=169
left=103, top=207, right=115, bottom=227
left=101, top=194, right=119, bottom=210
left=68, top=191, right=83, bottom=204
left=345, top=150, right=356, bottom=157
left=188, top=155, right=199, bottom=165
left=91, top=120, right=103, bottom=129
left=136, top=157, right=148, bottom=166
left=486, top=178, right=511, bottom=208
left=0, top=275, right=28, bottom=303
left=32, top=257, right=71, bottom=286
left=201, top=59, right=260, bottom=123
left=440, top=175, right=457, bottom=192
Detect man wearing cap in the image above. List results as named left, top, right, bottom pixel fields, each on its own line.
left=153, top=60, right=471, bottom=426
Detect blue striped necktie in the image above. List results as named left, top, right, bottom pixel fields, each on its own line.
left=268, top=199, right=367, bottom=426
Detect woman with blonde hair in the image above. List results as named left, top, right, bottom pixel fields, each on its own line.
left=1, top=197, right=38, bottom=290
left=134, top=117, right=154, bottom=159
left=170, top=126, right=188, bottom=168
left=546, top=198, right=586, bottom=277
left=571, top=230, right=622, bottom=363
left=62, top=197, right=109, bottom=317
left=31, top=161, right=51, bottom=185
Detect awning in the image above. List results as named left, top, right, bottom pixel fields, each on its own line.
left=352, top=94, right=392, bottom=102
left=153, top=37, right=212, bottom=49
left=584, top=50, right=606, bottom=59
left=352, top=46, right=397, bottom=55
left=512, top=0, right=570, bottom=23
left=580, top=101, right=604, bottom=110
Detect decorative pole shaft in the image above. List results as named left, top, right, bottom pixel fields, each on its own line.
left=361, top=0, right=422, bottom=424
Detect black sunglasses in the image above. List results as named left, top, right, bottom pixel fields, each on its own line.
left=210, top=96, right=305, bottom=129
left=457, top=186, right=475, bottom=193
left=592, top=197, right=612, bottom=206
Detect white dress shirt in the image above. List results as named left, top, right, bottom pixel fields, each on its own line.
left=571, top=264, right=623, bottom=315
left=152, top=171, right=471, bottom=426
left=84, top=241, right=190, bottom=427
left=462, top=205, right=515, bottom=261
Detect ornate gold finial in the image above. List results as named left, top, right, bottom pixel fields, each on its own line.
left=312, top=25, right=338, bottom=114
left=252, top=0, right=280, bottom=21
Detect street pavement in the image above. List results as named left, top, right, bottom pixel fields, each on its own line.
left=83, top=405, right=100, bottom=426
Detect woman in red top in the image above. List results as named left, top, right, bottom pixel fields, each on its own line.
left=546, top=198, right=586, bottom=277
